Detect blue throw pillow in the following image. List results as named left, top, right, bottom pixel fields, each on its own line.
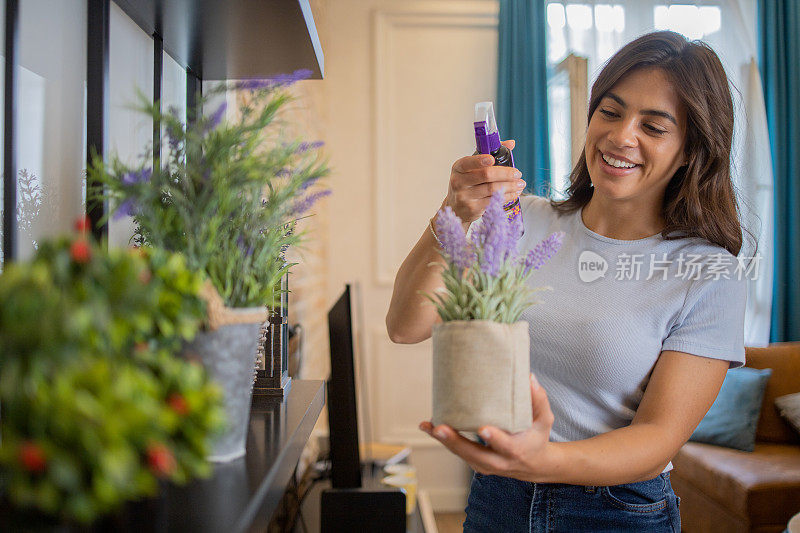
left=689, top=367, right=772, bottom=452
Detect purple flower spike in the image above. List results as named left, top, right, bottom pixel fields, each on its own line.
left=296, top=141, right=324, bottom=153
left=298, top=177, right=319, bottom=192
left=280, top=140, right=324, bottom=154
left=435, top=207, right=475, bottom=271
left=235, top=69, right=313, bottom=91
left=122, top=167, right=152, bottom=185
left=523, top=231, right=565, bottom=275
left=291, top=189, right=332, bottom=216
left=121, top=171, right=137, bottom=185
left=271, top=69, right=313, bottom=86
left=236, top=235, right=254, bottom=257
left=236, top=79, right=270, bottom=91
left=206, top=102, right=228, bottom=130
left=166, top=121, right=184, bottom=152
left=168, top=131, right=182, bottom=152
left=471, top=190, right=519, bottom=275
left=113, top=199, right=136, bottom=221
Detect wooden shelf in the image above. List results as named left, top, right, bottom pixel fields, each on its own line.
left=112, top=0, right=324, bottom=80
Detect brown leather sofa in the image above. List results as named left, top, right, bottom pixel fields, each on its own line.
left=671, top=342, right=800, bottom=532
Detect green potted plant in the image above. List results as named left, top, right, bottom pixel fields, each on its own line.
left=0, top=229, right=224, bottom=527
left=423, top=191, right=563, bottom=433
left=88, top=69, right=330, bottom=461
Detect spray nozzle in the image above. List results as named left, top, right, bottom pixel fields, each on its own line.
left=474, top=101, right=501, bottom=154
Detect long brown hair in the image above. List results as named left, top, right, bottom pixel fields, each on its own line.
left=552, top=31, right=747, bottom=256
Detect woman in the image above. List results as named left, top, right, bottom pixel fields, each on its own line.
left=386, top=31, right=750, bottom=532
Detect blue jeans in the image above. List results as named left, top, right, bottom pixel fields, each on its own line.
left=463, top=471, right=681, bottom=532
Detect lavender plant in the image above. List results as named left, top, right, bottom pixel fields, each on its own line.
left=421, top=191, right=564, bottom=323
left=87, top=70, right=330, bottom=308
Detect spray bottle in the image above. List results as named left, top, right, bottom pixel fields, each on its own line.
left=473, top=101, right=522, bottom=225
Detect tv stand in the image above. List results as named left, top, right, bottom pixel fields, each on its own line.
left=300, top=462, right=427, bottom=533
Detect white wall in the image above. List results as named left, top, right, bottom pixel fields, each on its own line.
left=322, top=0, right=501, bottom=511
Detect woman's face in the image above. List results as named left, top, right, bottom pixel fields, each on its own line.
left=584, top=67, right=687, bottom=205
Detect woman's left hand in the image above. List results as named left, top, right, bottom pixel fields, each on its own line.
left=419, top=374, right=556, bottom=482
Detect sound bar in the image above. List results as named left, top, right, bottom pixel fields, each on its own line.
left=320, top=487, right=405, bottom=533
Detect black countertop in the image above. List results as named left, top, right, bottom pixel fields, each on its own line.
left=165, top=379, right=325, bottom=532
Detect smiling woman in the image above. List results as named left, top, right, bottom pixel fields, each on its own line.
left=389, top=30, right=753, bottom=533
left=554, top=31, right=747, bottom=255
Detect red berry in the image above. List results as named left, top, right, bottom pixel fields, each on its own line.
left=168, top=393, right=190, bottom=416
left=70, top=240, right=91, bottom=263
left=134, top=341, right=149, bottom=353
left=19, top=441, right=47, bottom=473
left=146, top=443, right=176, bottom=477
left=74, top=215, right=92, bottom=233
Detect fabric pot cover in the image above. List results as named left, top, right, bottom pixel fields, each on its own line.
left=432, top=320, right=531, bottom=433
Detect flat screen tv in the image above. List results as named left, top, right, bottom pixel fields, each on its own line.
left=327, top=284, right=362, bottom=489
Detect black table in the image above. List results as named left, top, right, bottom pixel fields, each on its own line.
left=165, top=379, right=325, bottom=532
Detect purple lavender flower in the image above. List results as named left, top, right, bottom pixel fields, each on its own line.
left=236, top=235, right=254, bottom=257
left=522, top=231, right=565, bottom=275
left=168, top=131, right=182, bottom=152
left=290, top=189, right=332, bottom=216
left=206, top=102, right=227, bottom=131
left=236, top=79, right=271, bottom=91
left=113, top=199, right=136, bottom=221
left=296, top=141, right=324, bottom=153
left=235, top=69, right=313, bottom=91
left=121, top=167, right=152, bottom=185
left=273, top=69, right=313, bottom=85
left=166, top=122, right=184, bottom=152
left=435, top=206, right=475, bottom=271
left=298, top=177, right=319, bottom=192
left=280, top=140, right=324, bottom=155
left=121, top=171, right=137, bottom=185
left=199, top=154, right=211, bottom=181
left=471, top=190, right=520, bottom=276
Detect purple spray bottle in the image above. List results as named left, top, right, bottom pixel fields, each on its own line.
left=473, top=101, right=522, bottom=225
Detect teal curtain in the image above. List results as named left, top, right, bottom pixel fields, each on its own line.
left=759, top=1, right=800, bottom=342
left=497, top=0, right=551, bottom=197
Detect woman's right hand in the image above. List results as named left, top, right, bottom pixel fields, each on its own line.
left=440, top=139, right=525, bottom=228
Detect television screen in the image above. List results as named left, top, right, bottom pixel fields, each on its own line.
left=327, top=284, right=362, bottom=488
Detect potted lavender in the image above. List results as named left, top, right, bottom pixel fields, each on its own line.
left=422, top=191, right=563, bottom=433
left=88, top=70, right=330, bottom=462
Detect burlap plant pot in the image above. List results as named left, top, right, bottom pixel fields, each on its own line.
left=181, top=282, right=268, bottom=462
left=432, top=320, right=532, bottom=433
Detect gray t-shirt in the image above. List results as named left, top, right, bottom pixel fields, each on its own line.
left=515, top=195, right=747, bottom=473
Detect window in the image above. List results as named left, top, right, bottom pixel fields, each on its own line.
left=13, top=0, right=87, bottom=261
left=654, top=5, right=721, bottom=39
left=545, top=1, right=741, bottom=196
